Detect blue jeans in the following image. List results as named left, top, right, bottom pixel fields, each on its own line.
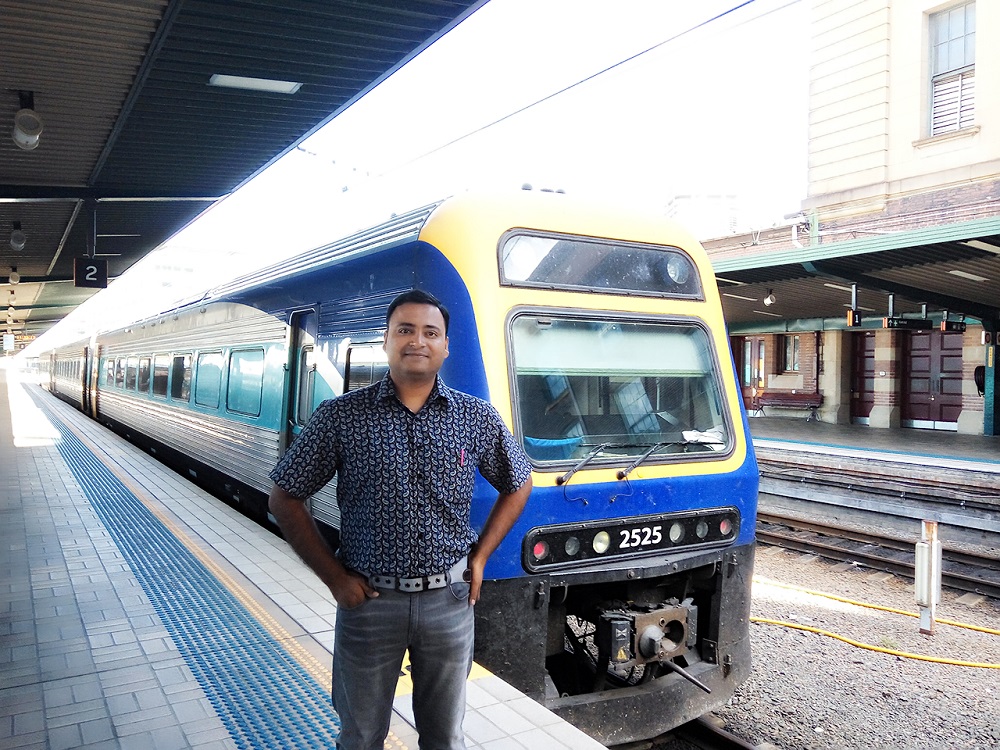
left=333, top=579, right=474, bottom=750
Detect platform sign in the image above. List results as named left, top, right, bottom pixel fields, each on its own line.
left=940, top=320, right=967, bottom=333
left=883, top=317, right=934, bottom=330
left=74, top=257, right=108, bottom=289
left=846, top=309, right=861, bottom=327
left=3, top=333, right=13, bottom=352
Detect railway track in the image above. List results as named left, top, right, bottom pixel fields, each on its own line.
left=612, top=715, right=763, bottom=750
left=757, top=511, right=1000, bottom=599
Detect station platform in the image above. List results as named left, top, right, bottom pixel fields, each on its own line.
left=747, top=413, right=1000, bottom=471
left=0, top=363, right=606, bottom=750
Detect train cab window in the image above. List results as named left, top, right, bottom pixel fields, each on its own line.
left=115, top=358, right=125, bottom=388
left=345, top=344, right=389, bottom=392
left=171, top=354, right=192, bottom=401
left=510, top=315, right=731, bottom=465
left=125, top=356, right=139, bottom=390
left=227, top=348, right=264, bottom=417
left=194, top=351, right=224, bottom=408
left=137, top=357, right=151, bottom=394
left=152, top=355, right=170, bottom=397
left=500, top=232, right=702, bottom=299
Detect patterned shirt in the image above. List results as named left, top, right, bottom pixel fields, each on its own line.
left=269, top=376, right=532, bottom=578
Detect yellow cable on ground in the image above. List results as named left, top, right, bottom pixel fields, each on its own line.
left=751, top=577, right=1000, bottom=668
left=754, top=577, right=1000, bottom=635
left=750, top=617, right=1000, bottom=668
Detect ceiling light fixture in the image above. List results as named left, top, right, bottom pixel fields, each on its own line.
left=962, top=240, right=1000, bottom=255
left=722, top=293, right=758, bottom=302
left=208, top=74, right=302, bottom=94
left=948, top=269, right=989, bottom=282
left=9, top=267, right=20, bottom=285
left=10, top=222, right=26, bottom=252
left=823, top=282, right=854, bottom=292
left=763, top=290, right=776, bottom=306
left=12, top=91, right=43, bottom=151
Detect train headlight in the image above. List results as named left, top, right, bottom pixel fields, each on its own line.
left=696, top=520, right=709, bottom=539
left=669, top=522, right=684, bottom=543
left=667, top=254, right=692, bottom=284
left=532, top=540, right=550, bottom=561
left=592, top=531, right=611, bottom=554
left=564, top=536, right=581, bottom=556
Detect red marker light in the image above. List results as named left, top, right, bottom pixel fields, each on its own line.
left=719, top=518, right=733, bottom=536
left=533, top=541, right=550, bottom=561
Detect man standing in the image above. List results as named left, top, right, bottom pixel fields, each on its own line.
left=268, top=289, right=533, bottom=750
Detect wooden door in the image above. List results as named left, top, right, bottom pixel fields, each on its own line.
left=903, top=331, right=964, bottom=430
left=851, top=331, right=876, bottom=423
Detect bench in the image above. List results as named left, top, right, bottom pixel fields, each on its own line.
left=752, top=391, right=822, bottom=421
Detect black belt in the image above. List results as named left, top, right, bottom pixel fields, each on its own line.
left=368, top=557, right=469, bottom=592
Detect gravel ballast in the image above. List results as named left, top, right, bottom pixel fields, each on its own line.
left=714, top=545, right=1000, bottom=750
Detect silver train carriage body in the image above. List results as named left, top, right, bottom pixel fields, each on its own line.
left=47, top=191, right=758, bottom=744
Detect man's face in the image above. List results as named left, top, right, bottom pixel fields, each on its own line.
left=383, top=302, right=450, bottom=382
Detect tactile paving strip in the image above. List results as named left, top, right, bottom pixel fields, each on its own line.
left=45, top=408, right=342, bottom=750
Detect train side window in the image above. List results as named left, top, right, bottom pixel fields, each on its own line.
left=137, top=357, right=151, bottom=394
left=345, top=344, right=388, bottom=392
left=171, top=354, right=192, bottom=401
left=227, top=348, right=264, bottom=417
left=195, top=351, right=224, bottom=408
left=104, top=359, right=114, bottom=387
left=125, top=356, right=138, bottom=389
left=152, top=355, right=170, bottom=396
left=115, top=358, right=125, bottom=387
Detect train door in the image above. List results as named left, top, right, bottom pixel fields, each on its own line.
left=281, top=309, right=318, bottom=455
left=850, top=331, right=876, bottom=424
left=87, top=343, right=101, bottom=418
left=82, top=346, right=93, bottom=414
left=903, top=330, right=963, bottom=430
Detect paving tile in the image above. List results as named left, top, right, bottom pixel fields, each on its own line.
left=1, top=372, right=607, bottom=750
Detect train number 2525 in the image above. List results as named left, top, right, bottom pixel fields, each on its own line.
left=619, top=525, right=663, bottom=548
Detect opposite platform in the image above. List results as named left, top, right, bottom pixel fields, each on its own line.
left=0, top=363, right=606, bottom=750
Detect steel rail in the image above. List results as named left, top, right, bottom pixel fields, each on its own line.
left=757, top=517, right=1000, bottom=599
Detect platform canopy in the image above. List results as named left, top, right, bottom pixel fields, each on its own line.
left=712, top=216, right=1000, bottom=334
left=0, top=0, right=485, bottom=344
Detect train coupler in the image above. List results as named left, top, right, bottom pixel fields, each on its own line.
left=597, top=598, right=699, bottom=667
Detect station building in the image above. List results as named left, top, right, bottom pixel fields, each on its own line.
left=703, top=0, right=1000, bottom=437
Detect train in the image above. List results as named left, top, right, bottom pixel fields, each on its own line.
left=42, top=189, right=759, bottom=745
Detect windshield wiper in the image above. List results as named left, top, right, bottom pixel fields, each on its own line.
left=616, top=442, right=675, bottom=480
left=556, top=443, right=610, bottom=486
left=615, top=433, right=726, bottom=480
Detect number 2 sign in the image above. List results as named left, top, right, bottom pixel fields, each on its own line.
left=74, top=257, right=108, bottom=289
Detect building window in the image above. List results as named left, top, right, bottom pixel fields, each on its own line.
left=929, top=3, right=975, bottom=136
left=781, top=335, right=800, bottom=372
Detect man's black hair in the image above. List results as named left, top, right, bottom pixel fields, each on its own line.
left=386, top=289, right=450, bottom=334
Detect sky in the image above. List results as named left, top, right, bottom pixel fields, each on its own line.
left=25, top=0, right=809, bottom=353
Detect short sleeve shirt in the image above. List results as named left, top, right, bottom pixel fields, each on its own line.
left=269, top=376, right=532, bottom=578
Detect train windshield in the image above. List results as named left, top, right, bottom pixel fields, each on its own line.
left=510, top=315, right=731, bottom=464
